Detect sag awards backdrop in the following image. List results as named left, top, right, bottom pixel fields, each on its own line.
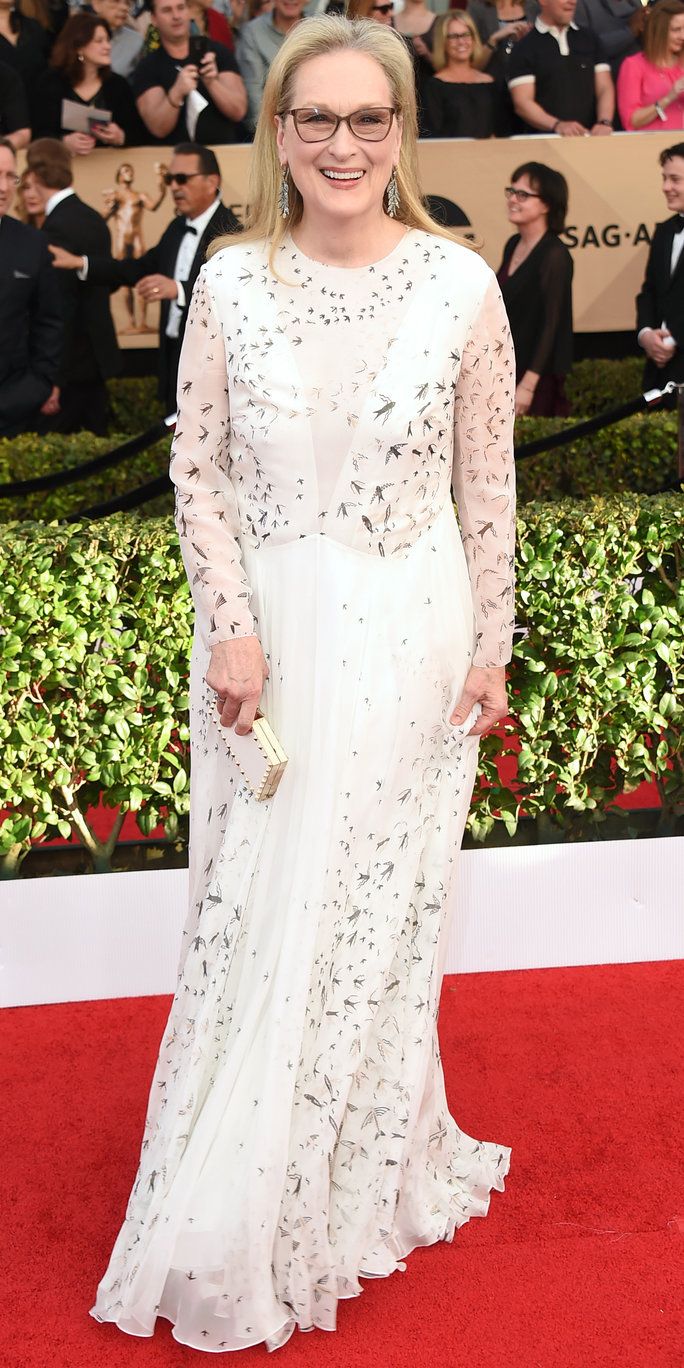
left=14, top=129, right=678, bottom=345
left=3, top=130, right=683, bottom=1009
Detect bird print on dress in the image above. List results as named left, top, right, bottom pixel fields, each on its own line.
left=91, top=229, right=515, bottom=1354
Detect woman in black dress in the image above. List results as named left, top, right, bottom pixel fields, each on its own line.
left=32, top=11, right=143, bottom=155
left=423, top=11, right=496, bottom=138
left=497, top=161, right=573, bottom=417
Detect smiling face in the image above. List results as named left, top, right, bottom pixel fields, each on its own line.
left=662, top=155, right=684, bottom=214
left=276, top=50, right=402, bottom=231
left=79, top=23, right=112, bottom=67
left=445, top=19, right=474, bottom=60
left=505, top=173, right=549, bottom=229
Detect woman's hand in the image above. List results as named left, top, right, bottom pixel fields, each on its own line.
left=63, top=131, right=96, bottom=155
left=450, top=665, right=507, bottom=737
left=39, top=385, right=61, bottom=417
left=92, top=120, right=125, bottom=146
left=206, top=635, right=270, bottom=735
left=514, top=381, right=534, bottom=415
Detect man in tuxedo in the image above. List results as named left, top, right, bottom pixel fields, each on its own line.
left=25, top=139, right=120, bottom=435
left=0, top=137, right=62, bottom=437
left=50, top=144, right=241, bottom=414
left=637, top=144, right=684, bottom=395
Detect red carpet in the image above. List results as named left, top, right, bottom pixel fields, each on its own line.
left=3, top=962, right=683, bottom=1368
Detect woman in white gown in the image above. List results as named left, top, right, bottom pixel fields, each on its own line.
left=91, top=15, right=516, bottom=1354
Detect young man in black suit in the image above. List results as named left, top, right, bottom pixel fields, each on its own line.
left=25, top=138, right=120, bottom=435
left=637, top=143, right=684, bottom=395
left=49, top=144, right=241, bottom=413
left=0, top=137, right=62, bottom=437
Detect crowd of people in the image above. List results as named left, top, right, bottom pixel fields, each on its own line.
left=4, top=124, right=684, bottom=441
left=1, top=0, right=684, bottom=148
left=1, top=0, right=683, bottom=439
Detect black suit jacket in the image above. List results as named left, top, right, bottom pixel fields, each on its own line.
left=87, top=201, right=240, bottom=408
left=636, top=216, right=684, bottom=390
left=0, top=214, right=63, bottom=431
left=43, top=192, right=120, bottom=386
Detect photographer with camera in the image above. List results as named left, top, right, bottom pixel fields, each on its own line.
left=131, top=0, right=248, bottom=143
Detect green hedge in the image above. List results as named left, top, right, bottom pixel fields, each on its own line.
left=565, top=357, right=644, bottom=417
left=0, top=432, right=174, bottom=524
left=1, top=495, right=681, bottom=873
left=515, top=412, right=677, bottom=503
left=108, top=378, right=164, bottom=434
left=0, top=410, right=676, bottom=526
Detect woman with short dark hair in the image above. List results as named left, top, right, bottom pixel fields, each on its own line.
left=32, top=12, right=143, bottom=154
left=497, top=161, right=574, bottom=416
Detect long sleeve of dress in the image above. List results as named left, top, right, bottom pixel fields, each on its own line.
left=527, top=240, right=574, bottom=380
left=452, top=273, right=516, bottom=668
left=169, top=266, right=255, bottom=650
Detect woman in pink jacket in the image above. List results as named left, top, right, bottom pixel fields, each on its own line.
left=618, top=0, right=684, bottom=130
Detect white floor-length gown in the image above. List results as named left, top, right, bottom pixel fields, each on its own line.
left=91, top=228, right=516, bottom=1352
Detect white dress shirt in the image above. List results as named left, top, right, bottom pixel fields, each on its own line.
left=165, top=196, right=222, bottom=340
left=44, top=187, right=75, bottom=218
left=638, top=217, right=684, bottom=348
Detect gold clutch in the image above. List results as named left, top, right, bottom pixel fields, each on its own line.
left=219, top=710, right=288, bottom=801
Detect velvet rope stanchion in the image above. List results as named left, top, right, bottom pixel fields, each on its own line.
left=65, top=473, right=172, bottom=522
left=0, top=414, right=176, bottom=498
left=515, top=395, right=650, bottom=463
left=4, top=386, right=682, bottom=521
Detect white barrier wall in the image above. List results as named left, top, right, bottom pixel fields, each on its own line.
left=1, top=837, right=681, bottom=1008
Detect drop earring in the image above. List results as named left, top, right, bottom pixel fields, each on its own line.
left=386, top=168, right=400, bottom=219
left=279, top=165, right=290, bottom=219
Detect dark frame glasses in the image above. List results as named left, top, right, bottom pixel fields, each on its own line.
left=285, top=107, right=398, bottom=143
left=504, top=185, right=541, bottom=202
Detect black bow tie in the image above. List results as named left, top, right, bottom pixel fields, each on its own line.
left=184, top=223, right=198, bottom=235
left=675, top=220, right=684, bottom=235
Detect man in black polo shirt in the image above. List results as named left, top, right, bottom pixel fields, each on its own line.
left=507, top=0, right=615, bottom=136
left=132, top=0, right=248, bottom=144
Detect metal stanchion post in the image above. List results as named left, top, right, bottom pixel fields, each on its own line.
left=679, top=386, right=684, bottom=483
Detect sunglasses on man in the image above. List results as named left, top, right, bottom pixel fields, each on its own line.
left=163, top=171, right=205, bottom=186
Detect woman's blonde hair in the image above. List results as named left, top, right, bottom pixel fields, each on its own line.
left=432, top=11, right=484, bottom=71
left=209, top=14, right=472, bottom=267
left=644, top=0, right=684, bottom=67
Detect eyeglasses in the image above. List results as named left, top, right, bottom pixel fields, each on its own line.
left=372, top=4, right=394, bottom=12
left=0, top=172, right=20, bottom=186
left=446, top=31, right=473, bottom=40
left=504, top=185, right=541, bottom=202
left=285, top=107, right=397, bottom=142
left=163, top=171, right=204, bottom=186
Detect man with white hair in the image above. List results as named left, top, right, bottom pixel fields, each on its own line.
left=87, top=0, right=145, bottom=79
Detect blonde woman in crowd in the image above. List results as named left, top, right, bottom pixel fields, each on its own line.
left=423, top=10, right=496, bottom=136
